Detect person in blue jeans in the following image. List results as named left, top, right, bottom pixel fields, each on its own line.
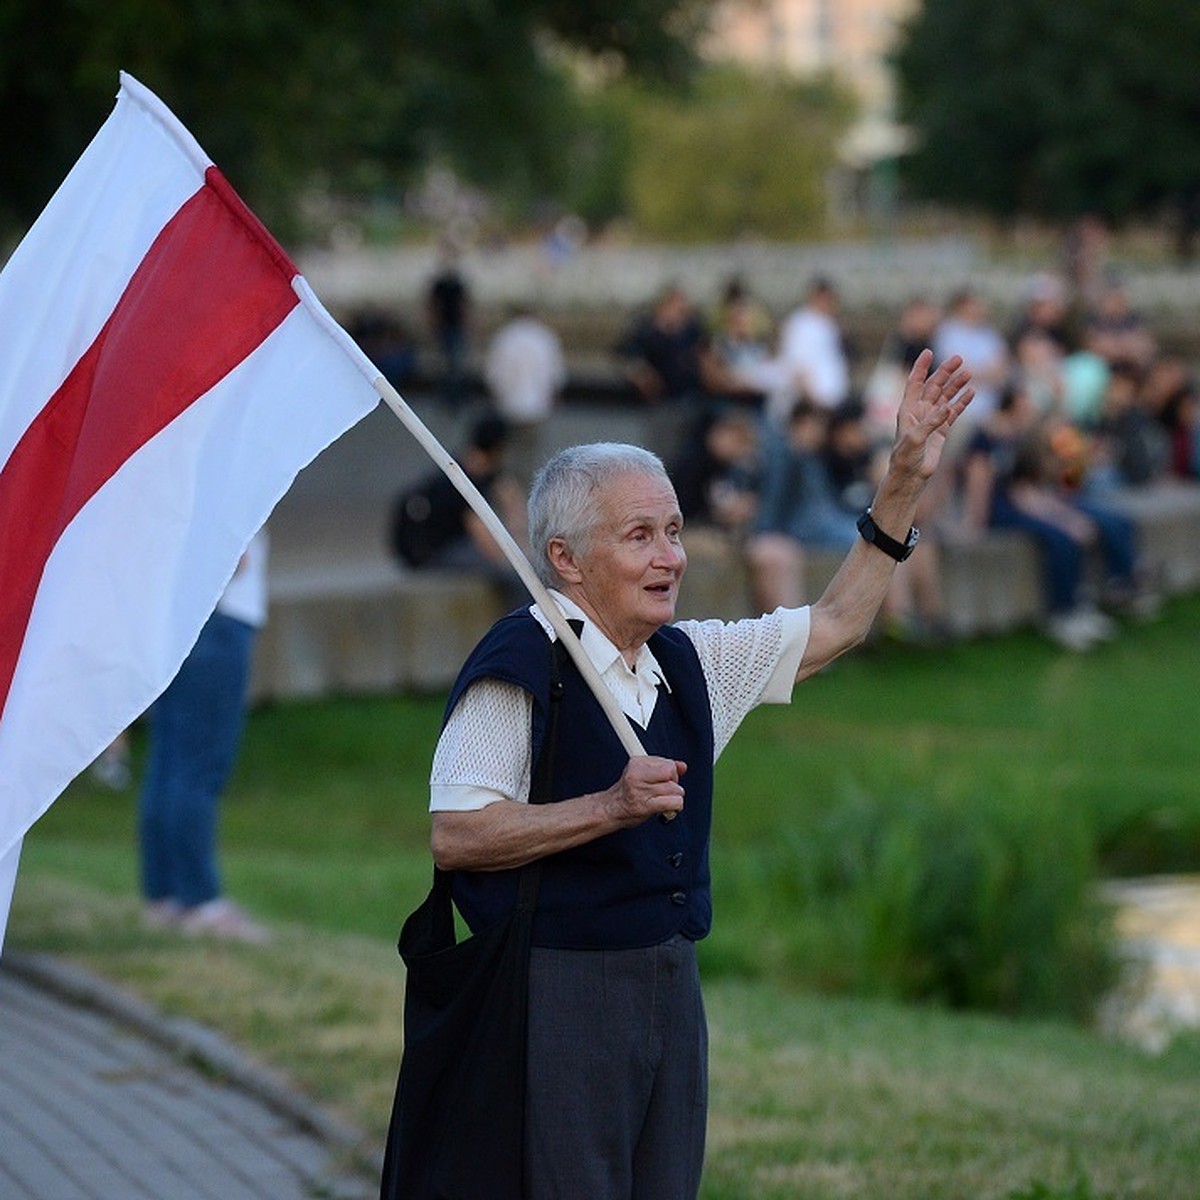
left=745, top=398, right=859, bottom=610
left=138, top=530, right=270, bottom=942
left=960, top=386, right=1149, bottom=651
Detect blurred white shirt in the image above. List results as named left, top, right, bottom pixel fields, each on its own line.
left=484, top=315, right=566, bottom=425
left=777, top=305, right=849, bottom=412
left=217, top=528, right=269, bottom=629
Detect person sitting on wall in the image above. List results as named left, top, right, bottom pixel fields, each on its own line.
left=390, top=413, right=528, bottom=609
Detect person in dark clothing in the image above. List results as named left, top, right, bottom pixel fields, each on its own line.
left=422, top=351, right=974, bottom=1197
left=822, top=401, right=877, bottom=515
left=616, top=283, right=712, bottom=407
left=390, top=414, right=527, bottom=607
left=668, top=405, right=760, bottom=534
left=426, top=240, right=472, bottom=407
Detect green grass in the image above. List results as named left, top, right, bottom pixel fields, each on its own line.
left=10, top=874, right=1200, bottom=1200
left=10, top=594, right=1200, bottom=1196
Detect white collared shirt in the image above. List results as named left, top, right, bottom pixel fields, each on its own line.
left=527, top=592, right=669, bottom=729
left=429, top=591, right=810, bottom=812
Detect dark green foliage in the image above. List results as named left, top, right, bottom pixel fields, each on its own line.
left=626, top=67, right=855, bottom=240
left=0, top=0, right=716, bottom=239
left=706, top=785, right=1117, bottom=1020
left=892, top=0, right=1200, bottom=232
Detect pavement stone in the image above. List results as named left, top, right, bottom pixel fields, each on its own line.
left=0, top=955, right=380, bottom=1200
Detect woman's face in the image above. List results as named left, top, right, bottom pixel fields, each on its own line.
left=551, top=471, right=687, bottom=657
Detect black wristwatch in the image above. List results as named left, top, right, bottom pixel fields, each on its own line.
left=856, top=508, right=920, bottom=562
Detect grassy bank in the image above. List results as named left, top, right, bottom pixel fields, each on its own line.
left=10, top=874, right=1200, bottom=1200
left=10, top=594, right=1200, bottom=1196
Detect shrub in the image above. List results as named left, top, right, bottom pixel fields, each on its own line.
left=706, top=785, right=1119, bottom=1021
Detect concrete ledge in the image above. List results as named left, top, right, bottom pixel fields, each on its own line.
left=254, top=570, right=504, bottom=701
left=1106, top=481, right=1200, bottom=593
left=931, top=530, right=1045, bottom=638
left=251, top=479, right=1200, bottom=703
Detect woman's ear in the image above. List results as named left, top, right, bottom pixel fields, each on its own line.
left=546, top=537, right=582, bottom=584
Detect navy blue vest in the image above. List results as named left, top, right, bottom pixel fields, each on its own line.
left=445, top=611, right=715, bottom=950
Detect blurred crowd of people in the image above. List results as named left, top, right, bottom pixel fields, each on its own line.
left=382, top=244, right=1196, bottom=654
left=617, top=267, right=1195, bottom=650
left=633, top=268, right=1195, bottom=652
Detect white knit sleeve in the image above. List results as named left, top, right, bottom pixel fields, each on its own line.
left=675, top=606, right=811, bottom=760
left=429, top=678, right=534, bottom=811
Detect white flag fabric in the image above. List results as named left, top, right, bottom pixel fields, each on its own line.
left=0, top=73, right=381, bottom=947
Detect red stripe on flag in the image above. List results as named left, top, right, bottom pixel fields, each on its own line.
left=0, top=170, right=299, bottom=721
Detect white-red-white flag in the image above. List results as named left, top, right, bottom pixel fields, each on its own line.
left=0, top=73, right=381, bottom=946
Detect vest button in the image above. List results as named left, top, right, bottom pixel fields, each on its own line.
left=669, top=890, right=687, bottom=906
left=668, top=852, right=684, bottom=868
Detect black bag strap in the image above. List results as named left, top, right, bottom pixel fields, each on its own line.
left=514, top=624, right=572, bottom=910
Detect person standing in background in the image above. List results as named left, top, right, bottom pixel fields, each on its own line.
left=426, top=239, right=472, bottom=408
left=138, top=529, right=270, bottom=943
left=484, top=304, right=567, bottom=483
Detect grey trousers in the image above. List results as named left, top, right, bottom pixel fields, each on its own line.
left=525, top=934, right=708, bottom=1200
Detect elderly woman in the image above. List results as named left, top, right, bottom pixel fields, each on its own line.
left=425, top=350, right=972, bottom=1199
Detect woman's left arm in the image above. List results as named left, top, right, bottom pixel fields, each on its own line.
left=799, top=351, right=974, bottom=680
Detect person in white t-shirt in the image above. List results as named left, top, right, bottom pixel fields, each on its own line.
left=484, top=305, right=568, bottom=482
left=934, top=288, right=1012, bottom=426
left=484, top=305, right=567, bottom=427
left=770, top=276, right=851, bottom=423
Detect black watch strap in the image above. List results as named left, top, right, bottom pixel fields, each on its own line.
left=856, top=508, right=919, bottom=562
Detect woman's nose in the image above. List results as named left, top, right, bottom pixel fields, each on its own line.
left=654, top=533, right=686, bottom=568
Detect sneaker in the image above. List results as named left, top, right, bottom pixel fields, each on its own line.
left=91, top=745, right=132, bottom=790
left=143, top=898, right=183, bottom=929
left=179, top=899, right=271, bottom=945
left=1043, top=610, right=1099, bottom=652
left=1073, top=606, right=1118, bottom=642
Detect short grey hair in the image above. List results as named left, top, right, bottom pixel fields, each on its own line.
left=528, top=443, right=671, bottom=587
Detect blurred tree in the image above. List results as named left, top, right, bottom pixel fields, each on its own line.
left=0, top=0, right=716, bottom=242
left=626, top=68, right=855, bottom=241
left=893, top=0, right=1200, bottom=257
left=556, top=83, right=642, bottom=231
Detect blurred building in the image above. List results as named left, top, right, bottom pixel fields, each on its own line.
left=707, top=0, right=914, bottom=170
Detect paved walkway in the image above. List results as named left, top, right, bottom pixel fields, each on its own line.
left=0, top=954, right=379, bottom=1200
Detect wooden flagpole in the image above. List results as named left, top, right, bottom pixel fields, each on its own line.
left=372, top=375, right=647, bottom=759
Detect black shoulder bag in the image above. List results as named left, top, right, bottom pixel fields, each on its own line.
left=379, top=638, right=566, bottom=1200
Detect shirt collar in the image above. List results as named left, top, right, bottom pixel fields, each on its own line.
left=530, top=590, right=671, bottom=694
